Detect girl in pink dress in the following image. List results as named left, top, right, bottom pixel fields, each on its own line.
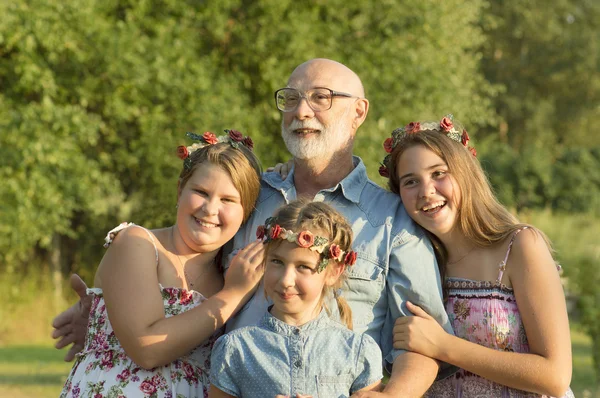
left=60, top=131, right=265, bottom=398
left=379, top=115, right=573, bottom=397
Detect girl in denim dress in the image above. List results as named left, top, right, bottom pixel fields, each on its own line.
left=379, top=115, right=573, bottom=397
left=209, top=200, right=383, bottom=398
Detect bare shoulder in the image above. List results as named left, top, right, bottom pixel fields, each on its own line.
left=109, top=224, right=158, bottom=250
left=95, top=225, right=158, bottom=287
left=508, top=227, right=556, bottom=276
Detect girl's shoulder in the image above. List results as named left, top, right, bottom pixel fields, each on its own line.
left=508, top=226, right=551, bottom=261
left=505, top=226, right=557, bottom=278
left=104, top=223, right=169, bottom=254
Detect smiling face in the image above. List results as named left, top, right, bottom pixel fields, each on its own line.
left=396, top=145, right=461, bottom=239
left=280, top=59, right=368, bottom=161
left=264, top=240, right=342, bottom=326
left=176, top=162, right=244, bottom=253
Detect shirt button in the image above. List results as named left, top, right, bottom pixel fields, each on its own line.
left=294, top=359, right=302, bottom=368
left=293, top=328, right=300, bottom=335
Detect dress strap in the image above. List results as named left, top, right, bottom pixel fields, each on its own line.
left=496, top=227, right=529, bottom=284
left=103, top=222, right=159, bottom=265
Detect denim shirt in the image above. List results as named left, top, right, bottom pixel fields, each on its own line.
left=211, top=309, right=382, bottom=398
left=226, top=157, right=453, bottom=368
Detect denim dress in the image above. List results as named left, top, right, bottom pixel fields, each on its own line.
left=210, top=309, right=382, bottom=398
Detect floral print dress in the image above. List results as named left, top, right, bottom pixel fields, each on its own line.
left=425, top=229, right=574, bottom=398
left=61, top=224, right=221, bottom=398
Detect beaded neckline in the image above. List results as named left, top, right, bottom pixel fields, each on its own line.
left=445, top=277, right=514, bottom=293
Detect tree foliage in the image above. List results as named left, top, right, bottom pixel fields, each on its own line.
left=0, top=0, right=496, bottom=273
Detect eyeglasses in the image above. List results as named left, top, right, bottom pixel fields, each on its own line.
left=274, top=87, right=358, bottom=112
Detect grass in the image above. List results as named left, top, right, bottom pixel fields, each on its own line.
left=0, top=345, right=73, bottom=398
left=571, top=325, right=599, bottom=397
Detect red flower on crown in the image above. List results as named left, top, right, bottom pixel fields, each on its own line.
left=461, top=129, right=470, bottom=147
left=256, top=225, right=266, bottom=240
left=344, top=251, right=357, bottom=266
left=440, top=117, right=453, bottom=132
left=243, top=136, right=254, bottom=150
left=270, top=224, right=282, bottom=239
left=469, top=146, right=477, bottom=157
left=228, top=129, right=244, bottom=142
left=379, top=165, right=389, bottom=178
left=329, top=244, right=342, bottom=260
left=202, top=132, right=218, bottom=145
left=176, top=145, right=189, bottom=160
left=383, top=138, right=394, bottom=154
left=405, top=122, right=421, bottom=134
left=297, top=231, right=314, bottom=248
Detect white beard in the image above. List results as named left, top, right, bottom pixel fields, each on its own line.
left=281, top=109, right=352, bottom=160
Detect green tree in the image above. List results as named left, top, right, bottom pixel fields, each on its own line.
left=0, top=0, right=496, bottom=281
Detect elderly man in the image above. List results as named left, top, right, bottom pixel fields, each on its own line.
left=53, top=58, right=452, bottom=397
left=225, top=58, right=453, bottom=397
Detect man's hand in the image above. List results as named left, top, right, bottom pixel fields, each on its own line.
left=51, top=274, right=92, bottom=361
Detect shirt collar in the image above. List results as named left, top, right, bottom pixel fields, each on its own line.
left=261, top=156, right=368, bottom=204
left=260, top=306, right=331, bottom=336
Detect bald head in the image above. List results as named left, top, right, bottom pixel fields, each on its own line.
left=287, top=58, right=365, bottom=98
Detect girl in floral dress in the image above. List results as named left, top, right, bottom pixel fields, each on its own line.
left=379, top=116, right=573, bottom=397
left=60, top=131, right=265, bottom=398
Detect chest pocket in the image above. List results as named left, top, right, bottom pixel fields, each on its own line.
left=343, top=253, right=384, bottom=327
left=315, top=374, right=353, bottom=398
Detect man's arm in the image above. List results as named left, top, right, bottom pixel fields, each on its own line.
left=382, top=213, right=454, bottom=391
left=384, top=352, right=439, bottom=396
left=351, top=353, right=438, bottom=398
left=51, top=274, right=91, bottom=361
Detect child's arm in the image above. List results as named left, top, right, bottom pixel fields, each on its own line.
left=394, top=228, right=572, bottom=396
left=98, top=227, right=265, bottom=369
left=209, top=385, right=236, bottom=398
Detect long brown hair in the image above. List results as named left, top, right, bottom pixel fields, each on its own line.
left=178, top=143, right=261, bottom=223
left=387, top=130, right=551, bottom=297
left=265, top=200, right=355, bottom=329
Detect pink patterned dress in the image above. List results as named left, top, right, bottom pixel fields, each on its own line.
left=61, top=224, right=221, bottom=398
left=425, top=229, right=574, bottom=398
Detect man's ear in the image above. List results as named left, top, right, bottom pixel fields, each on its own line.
left=353, top=98, right=369, bottom=130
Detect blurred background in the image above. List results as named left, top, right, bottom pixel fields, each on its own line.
left=0, top=0, right=598, bottom=396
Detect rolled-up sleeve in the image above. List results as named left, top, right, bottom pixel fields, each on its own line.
left=382, top=224, right=454, bottom=371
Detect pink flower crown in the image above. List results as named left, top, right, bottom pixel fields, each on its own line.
left=379, top=114, right=476, bottom=178
left=256, top=217, right=357, bottom=273
left=177, top=130, right=254, bottom=169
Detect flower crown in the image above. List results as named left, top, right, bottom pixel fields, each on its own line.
left=256, top=217, right=357, bottom=273
left=176, top=129, right=254, bottom=169
left=379, top=114, right=476, bottom=178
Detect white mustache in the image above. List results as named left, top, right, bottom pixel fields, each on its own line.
left=286, top=119, right=325, bottom=131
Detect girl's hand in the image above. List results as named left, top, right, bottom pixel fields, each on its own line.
left=266, top=160, right=293, bottom=180
left=223, top=240, right=265, bottom=300
left=392, top=301, right=449, bottom=359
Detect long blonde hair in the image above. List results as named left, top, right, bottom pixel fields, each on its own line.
left=265, top=200, right=354, bottom=329
left=387, top=130, right=551, bottom=295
